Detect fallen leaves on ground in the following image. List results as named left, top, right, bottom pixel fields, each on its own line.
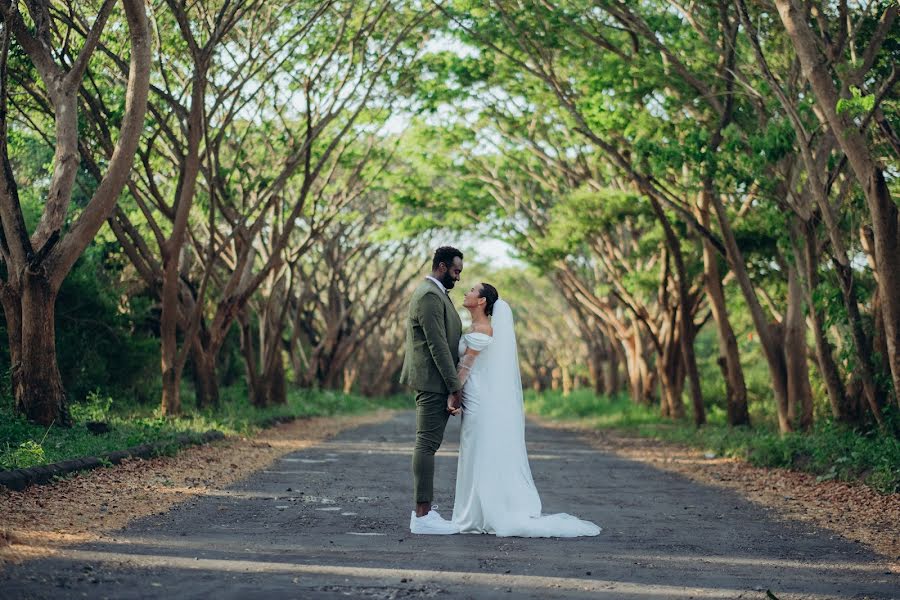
left=0, top=410, right=395, bottom=568
left=531, top=416, right=900, bottom=570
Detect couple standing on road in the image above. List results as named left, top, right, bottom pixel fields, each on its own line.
left=400, top=246, right=601, bottom=538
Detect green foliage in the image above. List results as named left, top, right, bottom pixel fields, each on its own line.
left=0, top=387, right=409, bottom=471
left=836, top=87, right=876, bottom=118
left=525, top=391, right=900, bottom=494
left=525, top=390, right=666, bottom=427
left=1, top=440, right=47, bottom=470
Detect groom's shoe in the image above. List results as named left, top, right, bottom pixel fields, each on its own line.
left=410, top=507, right=460, bottom=535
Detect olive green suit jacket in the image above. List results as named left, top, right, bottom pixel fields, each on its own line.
left=399, top=280, right=463, bottom=394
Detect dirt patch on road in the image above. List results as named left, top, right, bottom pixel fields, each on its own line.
left=531, top=417, right=900, bottom=568
left=0, top=410, right=395, bottom=567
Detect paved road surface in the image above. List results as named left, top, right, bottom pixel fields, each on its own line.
left=2, top=411, right=896, bottom=599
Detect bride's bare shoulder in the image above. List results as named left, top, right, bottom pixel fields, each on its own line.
left=472, top=323, right=493, bottom=337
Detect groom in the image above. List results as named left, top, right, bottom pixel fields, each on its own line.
left=400, top=246, right=464, bottom=534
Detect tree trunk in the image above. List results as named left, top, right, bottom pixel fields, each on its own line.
left=784, top=260, right=813, bottom=431
left=649, top=197, right=703, bottom=424
left=872, top=290, right=891, bottom=409
left=798, top=219, right=855, bottom=424
left=160, top=250, right=182, bottom=415
left=238, top=312, right=262, bottom=406
left=191, top=336, right=219, bottom=409
left=561, top=363, right=572, bottom=397
left=343, top=366, right=358, bottom=395
left=708, top=189, right=793, bottom=432
left=158, top=67, right=205, bottom=417
left=622, top=332, right=653, bottom=405
left=265, top=351, right=287, bottom=406
left=0, top=284, right=23, bottom=410
left=16, top=271, right=69, bottom=426
left=606, top=343, right=622, bottom=395
left=678, top=306, right=702, bottom=425
left=700, top=192, right=749, bottom=426
left=657, top=322, right=686, bottom=419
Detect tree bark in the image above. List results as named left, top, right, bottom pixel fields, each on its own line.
left=15, top=269, right=69, bottom=425
left=158, top=64, right=207, bottom=416
left=657, top=314, right=686, bottom=419
left=649, top=197, right=702, bottom=424
left=160, top=251, right=182, bottom=416
left=606, top=341, right=622, bottom=395
left=784, top=260, right=813, bottom=431
left=191, top=334, right=220, bottom=409
left=0, top=283, right=22, bottom=403
left=622, top=329, right=654, bottom=405
left=708, top=191, right=793, bottom=433
left=699, top=192, right=749, bottom=426
left=798, top=219, right=855, bottom=424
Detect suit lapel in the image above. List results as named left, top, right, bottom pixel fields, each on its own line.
left=442, top=290, right=462, bottom=334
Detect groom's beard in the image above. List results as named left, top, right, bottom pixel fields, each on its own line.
left=441, top=274, right=456, bottom=290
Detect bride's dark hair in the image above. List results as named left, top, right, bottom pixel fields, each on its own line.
left=479, top=283, right=499, bottom=316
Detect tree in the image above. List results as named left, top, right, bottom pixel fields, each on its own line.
left=0, top=0, right=150, bottom=425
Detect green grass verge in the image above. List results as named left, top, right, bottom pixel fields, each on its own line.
left=524, top=390, right=900, bottom=494
left=0, top=388, right=411, bottom=471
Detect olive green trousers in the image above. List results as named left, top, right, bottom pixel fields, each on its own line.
left=412, top=390, right=451, bottom=504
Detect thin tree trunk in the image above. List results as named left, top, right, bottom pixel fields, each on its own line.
left=784, top=260, right=813, bottom=431
left=649, top=197, right=703, bottom=424
left=606, top=342, right=622, bottom=395
left=343, top=366, right=357, bottom=395
left=708, top=191, right=793, bottom=433
left=657, top=320, right=685, bottom=419
left=622, top=333, right=652, bottom=405
left=238, top=312, right=262, bottom=406
left=191, top=335, right=220, bottom=409
left=700, top=191, right=749, bottom=426
left=588, top=345, right=606, bottom=395
left=158, top=68, right=206, bottom=417
left=160, top=253, right=182, bottom=415
left=798, top=219, right=854, bottom=423
left=0, top=284, right=23, bottom=408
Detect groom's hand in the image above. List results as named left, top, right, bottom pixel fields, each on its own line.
left=447, top=392, right=462, bottom=416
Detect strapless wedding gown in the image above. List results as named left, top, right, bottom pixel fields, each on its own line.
left=451, top=329, right=601, bottom=537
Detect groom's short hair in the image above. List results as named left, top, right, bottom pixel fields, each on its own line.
left=432, top=246, right=463, bottom=270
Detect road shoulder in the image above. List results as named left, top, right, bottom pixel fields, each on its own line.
left=530, top=415, right=900, bottom=568
left=0, top=409, right=396, bottom=567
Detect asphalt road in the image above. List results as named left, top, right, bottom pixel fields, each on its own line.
left=2, top=411, right=896, bottom=599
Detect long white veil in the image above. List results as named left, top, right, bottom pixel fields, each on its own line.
left=471, top=299, right=601, bottom=537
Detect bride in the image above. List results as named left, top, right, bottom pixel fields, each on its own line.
left=450, top=283, right=601, bottom=538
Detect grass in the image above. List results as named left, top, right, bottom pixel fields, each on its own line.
left=524, top=389, right=900, bottom=494
left=0, top=387, right=411, bottom=471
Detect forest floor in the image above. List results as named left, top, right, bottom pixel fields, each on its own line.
left=1, top=410, right=897, bottom=599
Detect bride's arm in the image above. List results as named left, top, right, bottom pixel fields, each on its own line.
left=456, top=347, right=481, bottom=389
left=457, top=326, right=493, bottom=388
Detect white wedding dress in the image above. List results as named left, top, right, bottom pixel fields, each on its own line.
left=451, top=300, right=601, bottom=537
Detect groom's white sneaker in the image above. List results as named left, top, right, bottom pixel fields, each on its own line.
left=410, top=506, right=460, bottom=535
